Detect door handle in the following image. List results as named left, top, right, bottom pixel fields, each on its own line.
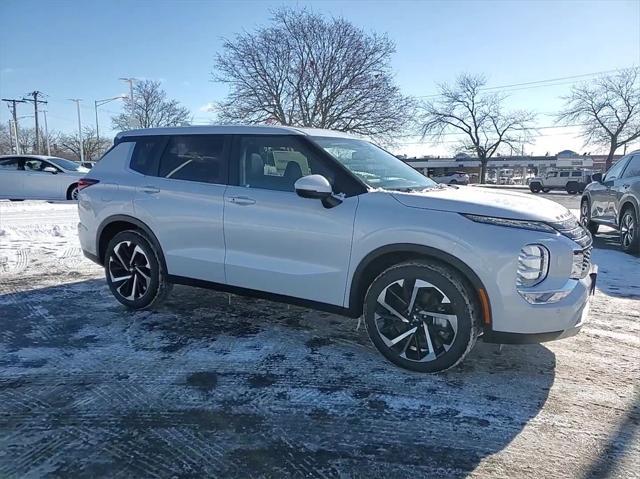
left=141, top=186, right=160, bottom=194
left=228, top=195, right=256, bottom=205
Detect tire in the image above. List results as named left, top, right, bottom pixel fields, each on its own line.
left=450, top=179, right=458, bottom=184
left=104, top=230, right=172, bottom=309
left=620, top=206, right=639, bottom=255
left=580, top=198, right=599, bottom=235
left=67, top=183, right=79, bottom=201
left=529, top=182, right=541, bottom=193
left=363, top=260, right=481, bottom=373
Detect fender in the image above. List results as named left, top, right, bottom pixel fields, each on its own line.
left=618, top=194, right=639, bottom=225
left=96, top=214, right=167, bottom=273
left=348, top=243, right=492, bottom=324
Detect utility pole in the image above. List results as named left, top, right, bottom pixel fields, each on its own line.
left=42, top=110, right=51, bottom=156
left=119, top=77, right=136, bottom=128
left=2, top=98, right=26, bottom=154
left=8, top=120, right=17, bottom=154
left=23, top=91, right=47, bottom=154
left=68, top=99, right=85, bottom=163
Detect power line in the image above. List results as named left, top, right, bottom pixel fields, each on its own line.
left=414, top=67, right=631, bottom=99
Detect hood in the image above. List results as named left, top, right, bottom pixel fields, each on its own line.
left=390, top=185, right=571, bottom=222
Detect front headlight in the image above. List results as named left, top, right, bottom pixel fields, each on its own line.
left=517, top=244, right=549, bottom=287
left=462, top=214, right=557, bottom=234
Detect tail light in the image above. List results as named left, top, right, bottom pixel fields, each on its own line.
left=77, top=178, right=99, bottom=191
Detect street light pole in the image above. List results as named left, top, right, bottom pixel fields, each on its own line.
left=68, top=99, right=85, bottom=163
left=119, top=77, right=136, bottom=128
left=94, top=96, right=125, bottom=143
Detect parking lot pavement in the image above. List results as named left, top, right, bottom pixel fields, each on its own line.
left=1, top=199, right=639, bottom=478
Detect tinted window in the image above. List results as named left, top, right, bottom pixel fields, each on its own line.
left=547, top=172, right=557, bottom=178
left=237, top=135, right=348, bottom=193
left=159, top=135, right=227, bottom=184
left=622, top=155, right=640, bottom=178
left=0, top=158, right=20, bottom=170
left=559, top=171, right=570, bottom=177
left=604, top=157, right=629, bottom=181
left=571, top=171, right=583, bottom=177
left=130, top=137, right=165, bottom=175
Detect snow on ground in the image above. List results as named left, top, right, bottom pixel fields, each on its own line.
left=0, top=200, right=638, bottom=478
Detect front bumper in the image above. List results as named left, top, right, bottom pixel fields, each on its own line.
left=483, top=264, right=597, bottom=344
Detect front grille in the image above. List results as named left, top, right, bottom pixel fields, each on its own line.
left=549, top=212, right=593, bottom=249
left=581, top=247, right=592, bottom=277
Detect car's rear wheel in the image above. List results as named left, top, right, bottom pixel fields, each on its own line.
left=105, top=230, right=171, bottom=309
left=364, top=261, right=480, bottom=373
left=620, top=206, right=639, bottom=255
left=529, top=182, right=541, bottom=193
left=580, top=198, right=599, bottom=235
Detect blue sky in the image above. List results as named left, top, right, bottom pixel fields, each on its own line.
left=1, top=0, right=639, bottom=156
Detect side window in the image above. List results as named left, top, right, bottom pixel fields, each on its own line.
left=559, top=171, right=570, bottom=178
left=547, top=172, right=557, bottom=178
left=130, top=137, right=165, bottom=175
left=604, top=157, right=629, bottom=182
left=622, top=155, right=640, bottom=179
left=0, top=158, right=20, bottom=170
left=571, top=171, right=583, bottom=177
left=159, top=135, right=227, bottom=184
left=237, top=135, right=340, bottom=193
left=24, top=159, right=46, bottom=172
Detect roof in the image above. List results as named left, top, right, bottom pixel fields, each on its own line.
left=0, top=154, right=69, bottom=161
left=115, top=125, right=357, bottom=140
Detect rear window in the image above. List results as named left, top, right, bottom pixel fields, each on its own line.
left=130, top=137, right=165, bottom=175
left=158, top=135, right=227, bottom=184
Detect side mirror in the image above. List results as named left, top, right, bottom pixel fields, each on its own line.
left=43, top=166, right=58, bottom=174
left=294, top=174, right=342, bottom=208
left=591, top=172, right=603, bottom=183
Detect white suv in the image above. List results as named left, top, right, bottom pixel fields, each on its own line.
left=78, top=126, right=596, bottom=373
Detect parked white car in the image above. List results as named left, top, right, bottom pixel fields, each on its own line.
left=78, top=126, right=596, bottom=373
left=0, top=155, right=89, bottom=200
left=432, top=171, right=470, bottom=185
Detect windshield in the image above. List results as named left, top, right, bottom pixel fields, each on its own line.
left=311, top=136, right=437, bottom=191
left=48, top=157, right=85, bottom=171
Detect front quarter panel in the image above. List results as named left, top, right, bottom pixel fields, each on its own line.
left=347, top=192, right=586, bottom=335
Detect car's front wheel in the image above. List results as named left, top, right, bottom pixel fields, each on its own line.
left=105, top=230, right=171, bottom=309
left=364, top=261, right=481, bottom=373
left=67, top=184, right=79, bottom=200
left=620, top=206, right=639, bottom=255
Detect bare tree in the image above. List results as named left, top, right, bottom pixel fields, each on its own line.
left=59, top=127, right=110, bottom=161
left=213, top=8, right=414, bottom=143
left=112, top=80, right=191, bottom=131
left=558, top=68, right=640, bottom=169
left=0, top=123, right=13, bottom=155
left=420, top=74, right=535, bottom=183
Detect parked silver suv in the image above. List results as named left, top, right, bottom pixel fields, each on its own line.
left=581, top=151, right=640, bottom=255
left=78, top=126, right=597, bottom=372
